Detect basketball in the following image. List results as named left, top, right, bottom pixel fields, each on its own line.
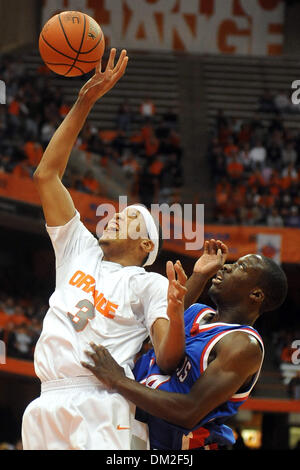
left=39, top=11, right=105, bottom=77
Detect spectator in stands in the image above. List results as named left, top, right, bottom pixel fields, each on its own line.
left=215, top=178, right=232, bottom=211
left=274, top=89, right=293, bottom=114
left=7, top=323, right=33, bottom=360
left=280, top=163, right=298, bottom=193
left=250, top=113, right=265, bottom=141
left=40, top=118, right=57, bottom=149
left=261, top=162, right=273, bottom=185
left=81, top=170, right=101, bottom=196
left=23, top=137, right=43, bottom=171
left=249, top=139, right=267, bottom=166
left=226, top=153, right=244, bottom=182
left=224, top=136, right=239, bottom=159
left=266, top=133, right=283, bottom=169
left=116, top=99, right=132, bottom=133
left=237, top=122, right=252, bottom=145
left=266, top=208, right=284, bottom=227
left=209, top=145, right=227, bottom=182
left=1, top=297, right=15, bottom=316
left=0, top=154, right=13, bottom=173
left=12, top=160, right=33, bottom=178
left=120, top=151, right=139, bottom=198
left=10, top=306, right=30, bottom=327
left=247, top=166, right=265, bottom=188
left=285, top=206, right=300, bottom=228
left=144, top=127, right=159, bottom=158
left=282, top=140, right=298, bottom=166
left=140, top=97, right=156, bottom=122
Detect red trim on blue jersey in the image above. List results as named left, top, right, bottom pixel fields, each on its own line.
left=229, top=395, right=248, bottom=403
left=190, top=308, right=216, bottom=336
left=141, top=373, right=171, bottom=389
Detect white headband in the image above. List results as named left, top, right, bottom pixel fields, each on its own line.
left=127, top=204, right=159, bottom=267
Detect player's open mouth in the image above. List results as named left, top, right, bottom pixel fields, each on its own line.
left=212, top=273, right=223, bottom=285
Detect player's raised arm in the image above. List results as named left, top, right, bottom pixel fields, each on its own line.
left=184, top=239, right=228, bottom=309
left=150, top=260, right=187, bottom=374
left=33, top=49, right=128, bottom=227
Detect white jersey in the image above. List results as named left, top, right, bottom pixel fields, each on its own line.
left=34, top=211, right=169, bottom=383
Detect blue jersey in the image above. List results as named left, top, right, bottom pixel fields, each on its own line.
left=133, top=303, right=264, bottom=450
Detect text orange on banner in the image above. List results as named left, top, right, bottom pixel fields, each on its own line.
left=0, top=173, right=299, bottom=264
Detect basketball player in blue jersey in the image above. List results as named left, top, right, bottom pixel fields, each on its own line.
left=82, top=240, right=288, bottom=450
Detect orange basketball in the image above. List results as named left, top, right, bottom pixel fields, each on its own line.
left=39, top=11, right=105, bottom=77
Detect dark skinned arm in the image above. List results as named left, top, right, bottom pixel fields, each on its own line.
left=82, top=331, right=262, bottom=429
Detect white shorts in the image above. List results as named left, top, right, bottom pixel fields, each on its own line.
left=21, top=376, right=149, bottom=450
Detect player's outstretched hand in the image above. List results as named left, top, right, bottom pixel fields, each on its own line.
left=79, top=48, right=128, bottom=104
left=81, top=342, right=125, bottom=390
left=166, top=260, right=187, bottom=320
left=193, top=239, right=228, bottom=279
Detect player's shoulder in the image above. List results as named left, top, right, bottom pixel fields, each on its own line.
left=217, top=329, right=263, bottom=366
left=184, top=303, right=216, bottom=333
left=185, top=303, right=216, bottom=318
left=130, top=270, right=168, bottom=294
left=133, top=269, right=167, bottom=282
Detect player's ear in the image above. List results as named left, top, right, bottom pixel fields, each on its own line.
left=140, top=239, right=154, bottom=255
left=249, top=288, right=264, bottom=305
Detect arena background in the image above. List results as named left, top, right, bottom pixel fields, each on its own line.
left=0, top=0, right=299, bottom=451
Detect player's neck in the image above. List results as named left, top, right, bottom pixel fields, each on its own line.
left=102, top=253, right=140, bottom=267
left=99, top=240, right=143, bottom=268
left=101, top=247, right=141, bottom=267
left=212, top=305, right=257, bottom=326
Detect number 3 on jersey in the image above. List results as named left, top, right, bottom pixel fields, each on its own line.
left=68, top=299, right=95, bottom=332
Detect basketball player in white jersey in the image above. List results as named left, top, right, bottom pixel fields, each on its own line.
left=21, top=49, right=188, bottom=450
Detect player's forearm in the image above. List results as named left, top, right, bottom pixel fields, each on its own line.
left=114, top=375, right=194, bottom=429
left=34, top=95, right=94, bottom=181
left=184, top=272, right=210, bottom=309
left=155, top=317, right=185, bottom=374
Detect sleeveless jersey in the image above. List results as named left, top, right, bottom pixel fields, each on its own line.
left=133, top=303, right=264, bottom=450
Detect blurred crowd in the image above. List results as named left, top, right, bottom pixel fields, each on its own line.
left=0, top=293, right=46, bottom=361
left=208, top=93, right=300, bottom=227
left=0, top=53, right=183, bottom=208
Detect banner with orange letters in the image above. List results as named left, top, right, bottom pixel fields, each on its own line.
left=0, top=172, right=299, bottom=264
left=41, top=0, right=285, bottom=56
